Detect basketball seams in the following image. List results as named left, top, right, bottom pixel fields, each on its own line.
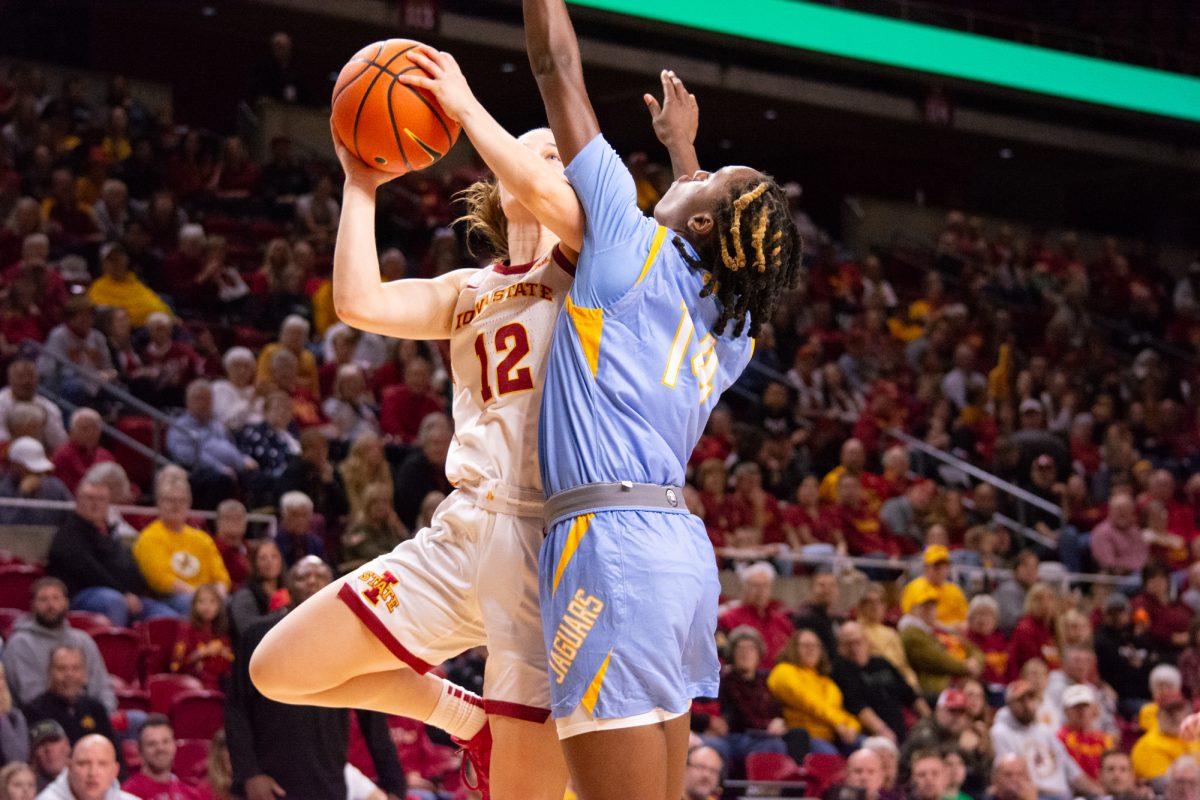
left=398, top=83, right=455, bottom=154
left=386, top=77, right=416, bottom=172
left=332, top=44, right=384, bottom=105
left=349, top=47, right=415, bottom=167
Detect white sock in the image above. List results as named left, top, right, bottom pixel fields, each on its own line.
left=425, top=678, right=486, bottom=740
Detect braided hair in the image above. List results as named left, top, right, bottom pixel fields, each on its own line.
left=671, top=175, right=802, bottom=338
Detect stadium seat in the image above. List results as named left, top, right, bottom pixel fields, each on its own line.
left=93, top=628, right=143, bottom=686
left=169, top=691, right=225, bottom=739
left=802, top=753, right=847, bottom=798
left=111, top=415, right=160, bottom=490
left=140, top=617, right=185, bottom=676
left=746, top=752, right=805, bottom=782
left=174, top=738, right=211, bottom=785
left=0, top=565, right=43, bottom=610
left=68, top=611, right=113, bottom=635
left=122, top=739, right=141, bottom=772
left=146, top=673, right=204, bottom=714
left=0, top=607, right=24, bottom=637
left=115, top=688, right=151, bottom=713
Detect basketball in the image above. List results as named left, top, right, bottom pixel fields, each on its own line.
left=331, top=39, right=461, bottom=174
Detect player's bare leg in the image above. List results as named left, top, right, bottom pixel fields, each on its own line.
left=560, top=715, right=691, bottom=800
left=490, top=717, right=569, bottom=800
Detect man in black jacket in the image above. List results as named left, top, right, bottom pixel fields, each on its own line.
left=1094, top=593, right=1157, bottom=718
left=23, top=646, right=118, bottom=752
left=46, top=478, right=179, bottom=627
left=832, top=622, right=929, bottom=743
left=226, top=556, right=407, bottom=800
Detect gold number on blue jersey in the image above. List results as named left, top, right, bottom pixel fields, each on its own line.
left=662, top=302, right=719, bottom=402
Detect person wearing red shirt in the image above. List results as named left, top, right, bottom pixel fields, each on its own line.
left=695, top=458, right=732, bottom=549
left=140, top=312, right=204, bottom=409
left=1137, top=470, right=1196, bottom=563
left=1007, top=583, right=1061, bottom=680
left=122, top=715, right=202, bottom=800
left=1056, top=685, right=1113, bottom=780
left=723, top=462, right=788, bottom=546
left=717, top=562, right=795, bottom=668
left=210, top=136, right=261, bottom=198
left=170, top=584, right=234, bottom=691
left=3, top=233, right=67, bottom=330
left=214, top=501, right=250, bottom=592
left=824, top=473, right=900, bottom=559
left=782, top=476, right=831, bottom=546
left=379, top=356, right=444, bottom=444
left=1133, top=561, right=1194, bottom=658
left=51, top=408, right=115, bottom=493
left=690, top=405, right=735, bottom=467
left=965, top=595, right=1009, bottom=689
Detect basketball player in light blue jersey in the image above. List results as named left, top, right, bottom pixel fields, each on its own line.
left=523, top=2, right=803, bottom=798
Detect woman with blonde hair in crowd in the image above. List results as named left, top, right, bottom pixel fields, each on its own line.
left=256, top=237, right=294, bottom=295
left=195, top=729, right=232, bottom=800
left=857, top=583, right=921, bottom=690
left=768, top=628, right=861, bottom=755
left=337, top=431, right=393, bottom=516
left=0, top=762, right=35, bottom=800
left=1007, top=583, right=1062, bottom=679
left=341, top=483, right=409, bottom=573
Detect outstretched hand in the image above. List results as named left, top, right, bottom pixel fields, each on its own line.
left=644, top=69, right=698, bottom=151
left=331, top=120, right=396, bottom=190
left=394, top=45, right=481, bottom=125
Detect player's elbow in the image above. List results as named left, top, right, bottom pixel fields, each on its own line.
left=529, top=50, right=579, bottom=80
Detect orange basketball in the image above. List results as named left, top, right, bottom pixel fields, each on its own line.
left=331, top=39, right=461, bottom=174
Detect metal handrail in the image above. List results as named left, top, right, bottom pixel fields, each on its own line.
left=36, top=385, right=173, bottom=474
left=0, top=496, right=278, bottom=538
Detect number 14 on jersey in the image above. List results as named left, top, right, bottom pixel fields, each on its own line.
left=662, top=301, right=718, bottom=402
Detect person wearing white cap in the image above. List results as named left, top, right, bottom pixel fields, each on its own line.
left=1057, top=684, right=1113, bottom=781
left=0, top=437, right=72, bottom=526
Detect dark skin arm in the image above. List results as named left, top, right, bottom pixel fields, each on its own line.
left=524, top=0, right=600, bottom=166
left=644, top=69, right=700, bottom=178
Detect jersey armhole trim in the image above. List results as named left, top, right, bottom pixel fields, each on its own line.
left=552, top=245, right=576, bottom=277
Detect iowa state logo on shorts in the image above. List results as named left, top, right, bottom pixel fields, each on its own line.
left=359, top=570, right=400, bottom=613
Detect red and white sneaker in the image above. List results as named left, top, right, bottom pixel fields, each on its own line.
left=453, top=722, right=493, bottom=799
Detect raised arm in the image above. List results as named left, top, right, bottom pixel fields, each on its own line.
left=330, top=127, right=473, bottom=340
left=523, top=0, right=601, bottom=165
left=644, top=70, right=701, bottom=179
left=397, top=46, right=583, bottom=254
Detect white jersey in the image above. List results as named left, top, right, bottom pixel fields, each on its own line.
left=444, top=246, right=573, bottom=492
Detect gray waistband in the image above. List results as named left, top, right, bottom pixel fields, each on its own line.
left=544, top=481, right=688, bottom=528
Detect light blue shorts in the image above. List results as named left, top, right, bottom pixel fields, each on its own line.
left=539, top=508, right=720, bottom=722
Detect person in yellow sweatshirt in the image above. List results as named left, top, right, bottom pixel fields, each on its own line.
left=1132, top=692, right=1200, bottom=782
left=900, top=545, right=969, bottom=630
left=133, top=475, right=230, bottom=615
left=85, top=242, right=170, bottom=327
left=768, top=628, right=861, bottom=755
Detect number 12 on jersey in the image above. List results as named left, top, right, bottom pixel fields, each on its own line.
left=662, top=301, right=718, bottom=402
left=474, top=323, right=534, bottom=403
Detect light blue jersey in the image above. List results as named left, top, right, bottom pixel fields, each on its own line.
left=538, top=135, right=754, bottom=725
left=538, top=135, right=755, bottom=494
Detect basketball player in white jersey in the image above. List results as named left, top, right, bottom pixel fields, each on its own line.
left=249, top=48, right=700, bottom=800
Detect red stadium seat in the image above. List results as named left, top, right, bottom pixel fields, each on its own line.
left=746, top=752, right=805, bottom=782
left=93, top=628, right=143, bottom=686
left=0, top=565, right=43, bottom=610
left=122, top=739, right=141, bottom=772
left=0, top=607, right=24, bottom=637
left=146, top=673, right=204, bottom=714
left=140, top=617, right=184, bottom=676
left=169, top=691, right=225, bottom=740
left=802, top=753, right=847, bottom=798
left=174, top=739, right=211, bottom=785
left=111, top=415, right=159, bottom=490
left=68, top=611, right=113, bottom=635
left=115, top=688, right=150, bottom=713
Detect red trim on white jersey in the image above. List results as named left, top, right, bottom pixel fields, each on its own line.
left=336, top=584, right=435, bottom=674
left=492, top=257, right=537, bottom=276
left=484, top=698, right=551, bottom=723
left=551, top=245, right=576, bottom=277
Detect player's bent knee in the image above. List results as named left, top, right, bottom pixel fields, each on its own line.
left=248, top=622, right=319, bottom=702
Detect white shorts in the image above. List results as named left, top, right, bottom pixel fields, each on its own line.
left=555, top=704, right=687, bottom=740
left=338, top=481, right=550, bottom=722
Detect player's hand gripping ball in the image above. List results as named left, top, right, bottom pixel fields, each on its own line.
left=331, top=39, right=462, bottom=174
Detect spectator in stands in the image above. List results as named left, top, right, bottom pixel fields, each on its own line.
left=991, top=680, right=1101, bottom=800
left=168, top=584, right=233, bottom=691
left=794, top=571, right=842, bottom=656
left=879, top=480, right=936, bottom=550
left=260, top=265, right=312, bottom=334
left=196, top=728, right=232, bottom=800
left=228, top=539, right=284, bottom=645
left=1090, top=494, right=1148, bottom=576
left=942, top=343, right=986, bottom=413
left=1140, top=665, right=1185, bottom=734
left=819, top=438, right=869, bottom=504
left=826, top=748, right=889, bottom=800
left=29, top=720, right=70, bottom=793
left=392, top=414, right=452, bottom=530
left=336, top=431, right=391, bottom=520
left=37, top=297, right=117, bottom=409
left=322, top=365, right=379, bottom=445
left=260, top=135, right=307, bottom=216
left=717, top=562, right=794, bottom=668
left=0, top=402, right=50, bottom=458
left=0, top=761, right=35, bottom=800
left=140, top=313, right=203, bottom=409
left=901, top=545, right=968, bottom=630
left=768, top=628, right=861, bottom=755
left=211, top=347, right=260, bottom=432
left=1133, top=562, right=1193, bottom=658
left=259, top=348, right=322, bottom=429
left=986, top=754, right=1037, bottom=800
left=255, top=316, right=317, bottom=396
left=1007, top=583, right=1061, bottom=678
left=210, top=136, right=260, bottom=202
left=993, top=550, right=1039, bottom=635
left=132, top=475, right=230, bottom=613
left=909, top=750, right=951, bottom=800
left=4, top=235, right=66, bottom=332
left=826, top=474, right=900, bottom=562
left=38, top=733, right=133, bottom=800
left=82, top=462, right=137, bottom=542
left=226, top=557, right=406, bottom=799
left=47, top=477, right=177, bottom=626
left=1131, top=692, right=1200, bottom=782
left=1057, top=684, right=1113, bottom=781
left=23, top=646, right=116, bottom=749
left=1097, top=750, right=1151, bottom=800
left=0, top=360, right=66, bottom=451
left=2, top=578, right=115, bottom=714
left=682, top=745, right=723, bottom=800
left=91, top=179, right=130, bottom=242
left=121, top=715, right=198, bottom=800
left=85, top=243, right=168, bottom=328
left=51, top=409, right=114, bottom=494
left=235, top=390, right=297, bottom=507
left=901, top=689, right=986, bottom=791
left=166, top=379, right=257, bottom=510
left=275, top=491, right=324, bottom=567
left=294, top=175, right=338, bottom=249
left=213, top=500, right=249, bottom=591
left=899, top=586, right=981, bottom=696
left=339, top=482, right=408, bottom=573
left=0, top=436, right=72, bottom=527
left=379, top=355, right=444, bottom=445
left=279, top=427, right=347, bottom=519
left=966, top=595, right=1009, bottom=693
left=856, top=583, right=919, bottom=690
left=0, top=663, right=25, bottom=767
left=1164, top=756, right=1200, bottom=800
left=832, top=621, right=928, bottom=743
left=713, top=626, right=790, bottom=772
